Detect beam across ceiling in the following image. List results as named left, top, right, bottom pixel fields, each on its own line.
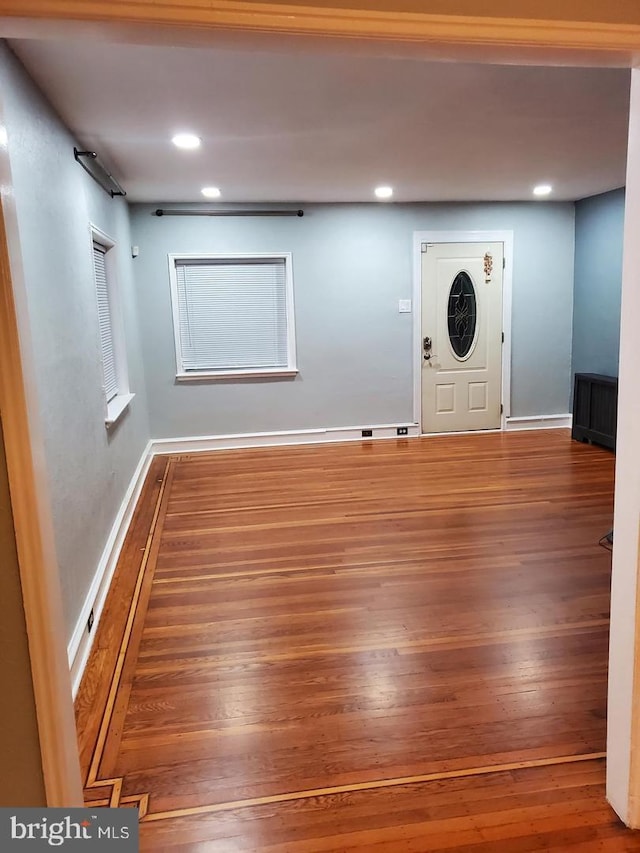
left=3, top=0, right=640, bottom=61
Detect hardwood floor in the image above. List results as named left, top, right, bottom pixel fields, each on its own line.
left=75, top=430, right=637, bottom=850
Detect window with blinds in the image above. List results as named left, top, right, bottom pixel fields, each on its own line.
left=92, top=241, right=118, bottom=402
left=170, top=254, right=297, bottom=377
left=90, top=226, right=133, bottom=427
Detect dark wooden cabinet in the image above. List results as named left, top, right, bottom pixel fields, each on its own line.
left=572, top=373, right=618, bottom=451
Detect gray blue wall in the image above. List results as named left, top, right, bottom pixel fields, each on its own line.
left=572, top=188, right=625, bottom=378
left=0, top=44, right=150, bottom=641
left=131, top=201, right=575, bottom=437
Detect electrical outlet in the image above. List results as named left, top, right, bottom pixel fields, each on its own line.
left=362, top=429, right=373, bottom=438
left=397, top=426, right=408, bottom=436
left=87, top=608, right=94, bottom=633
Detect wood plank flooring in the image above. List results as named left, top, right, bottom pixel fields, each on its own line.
left=75, top=430, right=638, bottom=850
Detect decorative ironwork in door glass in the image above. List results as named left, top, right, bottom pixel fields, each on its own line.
left=447, top=271, right=477, bottom=359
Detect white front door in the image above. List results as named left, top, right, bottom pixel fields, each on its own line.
left=421, top=241, right=503, bottom=433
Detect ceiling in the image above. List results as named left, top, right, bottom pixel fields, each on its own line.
left=9, top=37, right=631, bottom=203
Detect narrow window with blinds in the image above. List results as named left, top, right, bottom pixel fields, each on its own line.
left=169, top=254, right=297, bottom=378
left=90, top=225, right=134, bottom=427
left=93, top=241, right=119, bottom=402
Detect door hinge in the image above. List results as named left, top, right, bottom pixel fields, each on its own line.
left=500, top=404, right=504, bottom=414
left=501, top=331, right=504, bottom=343
left=503, top=257, right=506, bottom=269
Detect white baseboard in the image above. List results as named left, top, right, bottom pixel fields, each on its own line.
left=67, top=440, right=154, bottom=698
left=505, top=413, right=573, bottom=432
left=151, top=423, right=421, bottom=455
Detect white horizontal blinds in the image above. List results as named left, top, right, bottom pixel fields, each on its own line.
left=93, top=242, right=118, bottom=402
left=175, top=258, right=288, bottom=371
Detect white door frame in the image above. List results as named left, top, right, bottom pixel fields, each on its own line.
left=413, top=230, right=514, bottom=433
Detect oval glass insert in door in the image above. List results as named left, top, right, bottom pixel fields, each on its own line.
left=447, top=271, right=477, bottom=359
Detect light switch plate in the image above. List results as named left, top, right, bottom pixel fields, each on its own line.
left=398, top=299, right=412, bottom=313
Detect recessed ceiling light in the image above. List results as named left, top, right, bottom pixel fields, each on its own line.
left=375, top=185, right=394, bottom=200
left=171, top=133, right=201, bottom=150
left=533, top=184, right=553, bottom=197
left=201, top=186, right=221, bottom=199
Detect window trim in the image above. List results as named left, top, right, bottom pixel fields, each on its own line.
left=90, top=224, right=134, bottom=426
left=168, top=252, right=298, bottom=380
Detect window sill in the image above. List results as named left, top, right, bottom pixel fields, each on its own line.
left=176, top=369, right=298, bottom=382
left=105, top=392, right=135, bottom=427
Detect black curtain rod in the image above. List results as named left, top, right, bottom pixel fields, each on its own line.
left=154, top=208, right=304, bottom=218
left=73, top=148, right=126, bottom=198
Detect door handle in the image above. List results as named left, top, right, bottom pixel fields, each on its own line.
left=423, top=336, right=436, bottom=361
